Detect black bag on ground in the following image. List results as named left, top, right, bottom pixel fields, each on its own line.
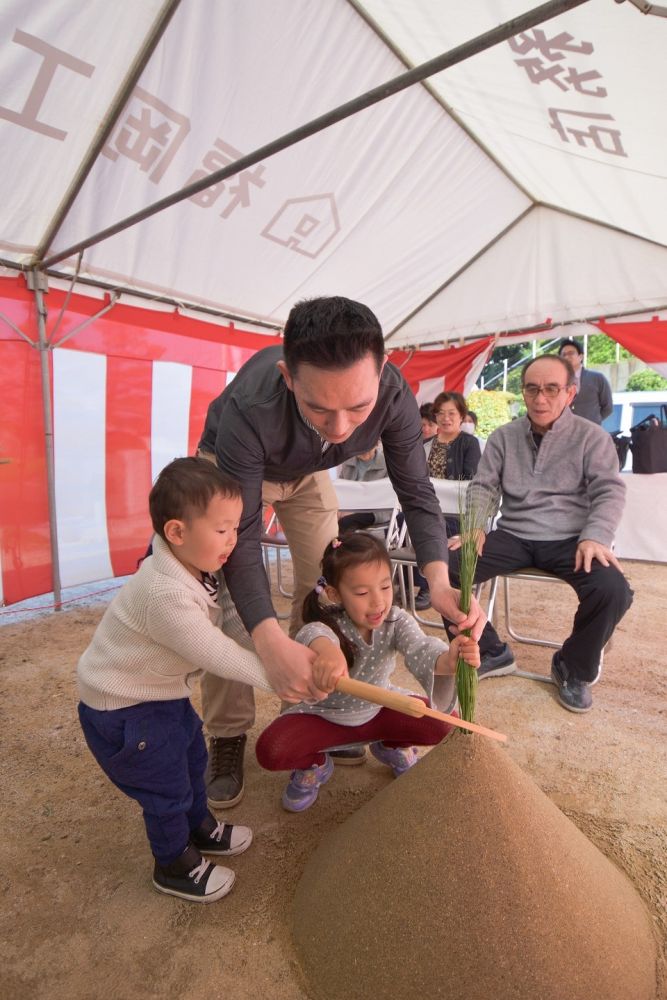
left=630, top=406, right=667, bottom=474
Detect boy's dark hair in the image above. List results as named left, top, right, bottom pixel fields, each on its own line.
left=282, top=296, right=385, bottom=375
left=521, top=355, right=575, bottom=386
left=302, top=532, right=393, bottom=670
left=466, top=410, right=478, bottom=426
left=558, top=337, right=584, bottom=356
left=432, top=390, right=467, bottom=421
left=149, top=457, right=242, bottom=540
left=419, top=402, right=436, bottom=422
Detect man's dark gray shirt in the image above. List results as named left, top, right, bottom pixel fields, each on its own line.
left=199, top=346, right=447, bottom=632
left=570, top=368, right=613, bottom=424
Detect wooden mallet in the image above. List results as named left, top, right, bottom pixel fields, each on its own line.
left=336, top=675, right=507, bottom=743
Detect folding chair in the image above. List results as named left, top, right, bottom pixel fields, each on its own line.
left=388, top=512, right=447, bottom=631
left=485, top=568, right=604, bottom=685
left=260, top=509, right=292, bottom=619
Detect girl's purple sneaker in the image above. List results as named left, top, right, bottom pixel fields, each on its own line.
left=282, top=754, right=335, bottom=812
left=369, top=741, right=418, bottom=777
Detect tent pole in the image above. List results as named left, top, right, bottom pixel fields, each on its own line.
left=33, top=0, right=182, bottom=262
left=27, top=271, right=63, bottom=610
left=39, top=0, right=591, bottom=270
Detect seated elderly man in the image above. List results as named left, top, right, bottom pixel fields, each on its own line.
left=445, top=353, right=633, bottom=714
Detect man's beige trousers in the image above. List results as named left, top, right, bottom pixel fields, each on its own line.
left=198, top=461, right=339, bottom=737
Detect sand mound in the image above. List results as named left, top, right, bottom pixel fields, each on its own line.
left=293, top=734, right=657, bottom=1000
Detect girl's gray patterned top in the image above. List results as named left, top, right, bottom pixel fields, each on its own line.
left=283, top=607, right=455, bottom=726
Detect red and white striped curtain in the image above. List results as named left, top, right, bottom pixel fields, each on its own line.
left=0, top=276, right=280, bottom=605
left=388, top=337, right=494, bottom=401
left=0, top=275, right=494, bottom=605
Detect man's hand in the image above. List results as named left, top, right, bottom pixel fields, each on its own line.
left=575, top=539, right=622, bottom=573
left=447, top=529, right=486, bottom=556
left=422, top=561, right=487, bottom=641
left=251, top=620, right=330, bottom=703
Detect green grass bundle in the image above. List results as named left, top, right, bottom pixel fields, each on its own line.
left=455, top=486, right=491, bottom=726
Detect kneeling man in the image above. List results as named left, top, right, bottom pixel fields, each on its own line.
left=446, top=353, right=632, bottom=713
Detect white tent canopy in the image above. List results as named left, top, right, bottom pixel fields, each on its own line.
left=2, top=0, right=666, bottom=345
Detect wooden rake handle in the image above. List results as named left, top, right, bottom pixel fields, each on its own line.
left=335, top=676, right=507, bottom=744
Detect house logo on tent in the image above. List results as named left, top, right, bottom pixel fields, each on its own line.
left=261, top=194, right=340, bottom=258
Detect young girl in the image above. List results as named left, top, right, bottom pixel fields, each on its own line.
left=255, top=532, right=479, bottom=812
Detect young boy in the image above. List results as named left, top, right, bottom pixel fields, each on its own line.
left=77, top=457, right=274, bottom=903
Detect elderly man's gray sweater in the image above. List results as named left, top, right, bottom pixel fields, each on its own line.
left=467, top=406, right=625, bottom=547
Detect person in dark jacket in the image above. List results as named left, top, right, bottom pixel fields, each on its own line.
left=558, top=338, right=613, bottom=424
left=197, top=296, right=485, bottom=807
left=425, top=391, right=482, bottom=483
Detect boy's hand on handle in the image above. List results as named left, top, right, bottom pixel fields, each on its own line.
left=251, top=621, right=330, bottom=703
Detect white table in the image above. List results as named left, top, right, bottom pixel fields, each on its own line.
left=333, top=474, right=667, bottom=563
left=333, top=477, right=463, bottom=517
left=614, top=472, right=667, bottom=562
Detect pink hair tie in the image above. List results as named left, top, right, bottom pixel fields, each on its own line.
left=331, top=537, right=342, bottom=549
left=314, top=575, right=327, bottom=594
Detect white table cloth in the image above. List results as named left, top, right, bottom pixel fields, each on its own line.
left=333, top=474, right=667, bottom=563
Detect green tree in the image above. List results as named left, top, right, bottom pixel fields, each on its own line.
left=625, top=369, right=667, bottom=391
left=479, top=343, right=525, bottom=389
left=465, top=389, right=519, bottom=437
left=586, top=333, right=631, bottom=364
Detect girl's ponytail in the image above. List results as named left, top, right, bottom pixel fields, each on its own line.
left=302, top=576, right=357, bottom=670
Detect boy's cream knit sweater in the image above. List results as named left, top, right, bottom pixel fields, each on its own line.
left=77, top=535, right=272, bottom=710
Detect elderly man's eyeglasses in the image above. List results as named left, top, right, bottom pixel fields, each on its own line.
left=522, top=383, right=570, bottom=399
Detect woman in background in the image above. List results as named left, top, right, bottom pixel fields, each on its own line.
left=414, top=393, right=482, bottom=608
left=425, top=392, right=481, bottom=483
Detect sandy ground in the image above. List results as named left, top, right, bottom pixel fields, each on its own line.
left=1, top=560, right=666, bottom=1000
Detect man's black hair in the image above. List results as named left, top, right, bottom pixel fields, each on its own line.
left=558, top=337, right=584, bottom=356
left=282, top=296, right=385, bottom=375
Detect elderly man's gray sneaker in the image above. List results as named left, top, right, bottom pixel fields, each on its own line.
left=551, top=652, right=592, bottom=713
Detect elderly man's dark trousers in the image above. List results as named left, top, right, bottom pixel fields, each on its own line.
left=446, top=529, right=633, bottom=682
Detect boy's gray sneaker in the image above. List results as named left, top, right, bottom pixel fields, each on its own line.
left=551, top=652, right=593, bottom=713
left=206, top=734, right=246, bottom=808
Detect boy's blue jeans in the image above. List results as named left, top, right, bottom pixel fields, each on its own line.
left=78, top=698, right=209, bottom=865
